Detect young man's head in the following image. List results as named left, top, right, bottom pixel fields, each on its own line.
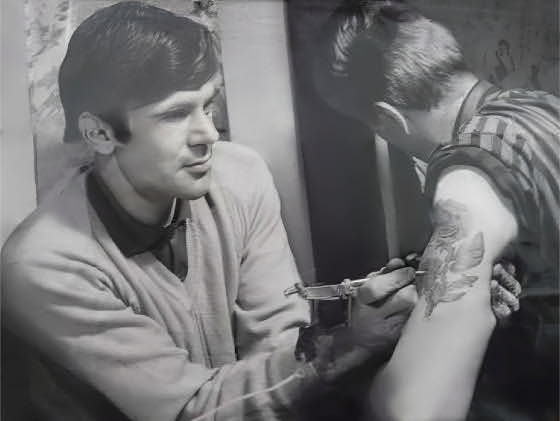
left=315, top=1, right=470, bottom=157
left=59, top=1, right=222, bottom=203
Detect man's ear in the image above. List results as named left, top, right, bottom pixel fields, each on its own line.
left=78, top=112, right=117, bottom=155
left=373, top=101, right=411, bottom=135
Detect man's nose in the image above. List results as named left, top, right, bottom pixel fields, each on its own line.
left=188, top=109, right=219, bottom=146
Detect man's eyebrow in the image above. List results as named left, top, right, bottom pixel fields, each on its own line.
left=204, top=86, right=221, bottom=105
left=146, top=80, right=223, bottom=117
left=149, top=100, right=195, bottom=118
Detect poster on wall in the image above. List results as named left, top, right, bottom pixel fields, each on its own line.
left=24, top=0, right=229, bottom=201
left=411, top=0, right=559, bottom=94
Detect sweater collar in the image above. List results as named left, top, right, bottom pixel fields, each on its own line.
left=86, top=172, right=183, bottom=257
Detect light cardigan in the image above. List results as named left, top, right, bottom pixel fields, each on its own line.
left=2, top=142, right=316, bottom=421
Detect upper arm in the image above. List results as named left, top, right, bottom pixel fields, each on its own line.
left=432, top=165, right=518, bottom=260
left=234, top=155, right=310, bottom=356
left=419, top=165, right=519, bottom=317
left=370, top=165, right=519, bottom=421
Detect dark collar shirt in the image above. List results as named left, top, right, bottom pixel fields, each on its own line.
left=86, top=172, right=189, bottom=279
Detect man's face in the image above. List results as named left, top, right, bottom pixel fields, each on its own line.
left=114, top=76, right=221, bottom=202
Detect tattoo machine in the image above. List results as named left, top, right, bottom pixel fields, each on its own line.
left=283, top=266, right=426, bottom=325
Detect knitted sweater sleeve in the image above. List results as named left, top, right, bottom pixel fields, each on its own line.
left=233, top=152, right=311, bottom=358
left=1, top=176, right=317, bottom=421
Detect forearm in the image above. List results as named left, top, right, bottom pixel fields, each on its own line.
left=183, top=325, right=386, bottom=420
left=304, top=324, right=384, bottom=382
left=2, top=259, right=319, bottom=421
left=370, top=269, right=496, bottom=421
left=6, top=290, right=319, bottom=421
left=180, top=345, right=319, bottom=421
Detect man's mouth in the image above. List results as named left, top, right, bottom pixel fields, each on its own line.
left=184, top=151, right=213, bottom=173
left=186, top=153, right=211, bottom=167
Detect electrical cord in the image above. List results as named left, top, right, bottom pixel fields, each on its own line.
left=190, top=368, right=307, bottom=421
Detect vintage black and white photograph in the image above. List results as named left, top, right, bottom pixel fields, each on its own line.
left=1, top=1, right=558, bottom=420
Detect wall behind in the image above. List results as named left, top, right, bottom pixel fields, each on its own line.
left=218, top=0, right=316, bottom=284
left=1, top=1, right=37, bottom=246
left=413, top=0, right=558, bottom=94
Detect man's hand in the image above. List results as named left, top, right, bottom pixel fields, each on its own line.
left=308, top=258, right=417, bottom=382
left=491, top=262, right=521, bottom=320
left=352, top=258, right=417, bottom=351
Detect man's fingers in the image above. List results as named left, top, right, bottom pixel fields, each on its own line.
left=383, top=313, right=410, bottom=339
left=496, top=261, right=516, bottom=276
left=357, top=267, right=415, bottom=304
left=377, top=284, right=418, bottom=318
left=492, top=264, right=522, bottom=297
left=353, top=313, right=409, bottom=349
left=504, top=262, right=516, bottom=276
left=405, top=252, right=421, bottom=268
left=492, top=301, right=512, bottom=320
left=366, top=258, right=405, bottom=277
left=384, top=258, right=406, bottom=272
left=491, top=280, right=520, bottom=312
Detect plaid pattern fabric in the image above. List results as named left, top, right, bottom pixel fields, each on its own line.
left=459, top=89, right=559, bottom=227
left=428, top=87, right=559, bottom=286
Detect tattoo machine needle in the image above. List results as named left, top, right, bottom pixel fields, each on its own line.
left=283, top=268, right=427, bottom=300
left=283, top=268, right=426, bottom=326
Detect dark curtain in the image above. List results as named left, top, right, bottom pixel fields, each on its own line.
left=285, top=3, right=431, bottom=418
left=285, top=0, right=430, bottom=291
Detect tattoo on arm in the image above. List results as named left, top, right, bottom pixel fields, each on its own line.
left=419, top=199, right=485, bottom=318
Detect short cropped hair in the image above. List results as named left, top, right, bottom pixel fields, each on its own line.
left=59, top=1, right=219, bottom=142
left=315, top=0, right=467, bottom=120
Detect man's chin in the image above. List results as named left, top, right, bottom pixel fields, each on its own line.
left=177, top=174, right=212, bottom=200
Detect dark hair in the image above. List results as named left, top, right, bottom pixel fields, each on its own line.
left=314, top=0, right=467, bottom=120
left=59, top=1, right=219, bottom=142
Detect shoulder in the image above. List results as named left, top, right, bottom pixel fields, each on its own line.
left=488, top=88, right=560, bottom=111
left=469, top=88, right=560, bottom=155
left=2, top=172, right=97, bottom=273
left=212, top=141, right=270, bottom=180
left=210, top=142, right=276, bottom=203
left=433, top=166, right=518, bottom=256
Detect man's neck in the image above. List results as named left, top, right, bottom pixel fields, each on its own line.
left=407, top=72, right=479, bottom=161
left=94, top=155, right=173, bottom=226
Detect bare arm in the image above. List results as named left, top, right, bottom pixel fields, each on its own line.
left=370, top=166, right=518, bottom=421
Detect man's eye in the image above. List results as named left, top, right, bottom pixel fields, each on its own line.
left=204, top=104, right=215, bottom=119
left=162, top=109, right=190, bottom=120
